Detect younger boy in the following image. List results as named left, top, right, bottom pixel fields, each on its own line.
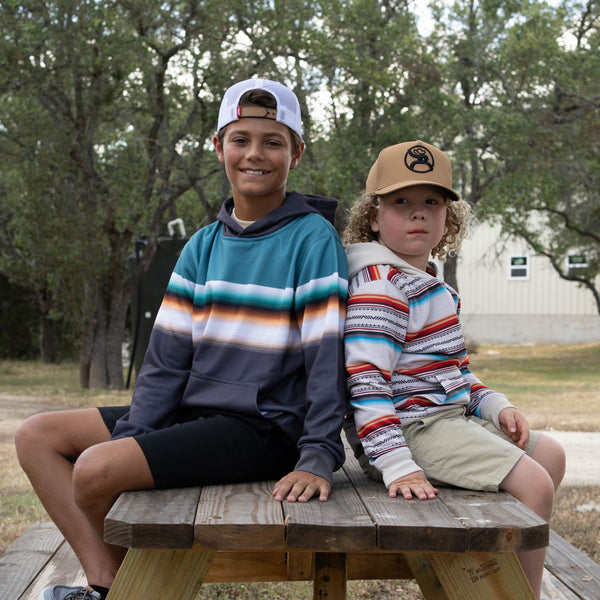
left=342, top=140, right=565, bottom=599
left=16, top=78, right=348, bottom=600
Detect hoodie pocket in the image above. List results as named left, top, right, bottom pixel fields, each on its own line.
left=433, top=368, right=470, bottom=402
left=183, top=372, right=260, bottom=416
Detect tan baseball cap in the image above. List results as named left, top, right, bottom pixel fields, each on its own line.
left=366, top=140, right=459, bottom=201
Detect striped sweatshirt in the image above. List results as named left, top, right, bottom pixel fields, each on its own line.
left=344, top=242, right=512, bottom=486
left=112, top=192, right=349, bottom=483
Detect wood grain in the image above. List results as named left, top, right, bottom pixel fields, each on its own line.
left=194, top=480, right=285, bottom=549
left=104, top=487, right=201, bottom=549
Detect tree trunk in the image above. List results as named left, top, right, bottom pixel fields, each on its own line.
left=106, top=289, right=130, bottom=391
left=78, top=265, right=132, bottom=390
left=39, top=313, right=58, bottom=363
left=88, top=284, right=108, bottom=389
left=443, top=254, right=459, bottom=293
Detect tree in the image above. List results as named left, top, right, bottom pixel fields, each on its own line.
left=0, top=1, right=249, bottom=386
left=480, top=0, right=600, bottom=312
left=0, top=0, right=358, bottom=385
left=3, top=0, right=598, bottom=384
left=303, top=0, right=444, bottom=215
left=419, top=0, right=571, bottom=292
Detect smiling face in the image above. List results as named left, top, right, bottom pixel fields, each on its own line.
left=370, top=184, right=449, bottom=271
left=213, top=118, right=304, bottom=221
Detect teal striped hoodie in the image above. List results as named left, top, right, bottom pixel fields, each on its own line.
left=112, top=192, right=348, bottom=483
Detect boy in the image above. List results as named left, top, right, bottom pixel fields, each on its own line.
left=342, top=140, right=565, bottom=599
left=16, top=78, right=348, bottom=600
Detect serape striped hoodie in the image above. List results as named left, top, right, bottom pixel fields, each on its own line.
left=112, top=192, right=348, bottom=483
left=344, top=242, right=513, bottom=486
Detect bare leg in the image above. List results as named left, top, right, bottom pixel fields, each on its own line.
left=529, top=433, right=566, bottom=490
left=500, top=454, right=556, bottom=599
left=15, top=409, right=155, bottom=588
left=15, top=409, right=118, bottom=587
left=72, top=436, right=155, bottom=567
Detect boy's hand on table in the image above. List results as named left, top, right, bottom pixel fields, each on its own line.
left=273, top=470, right=331, bottom=502
left=498, top=407, right=530, bottom=449
left=388, top=470, right=438, bottom=500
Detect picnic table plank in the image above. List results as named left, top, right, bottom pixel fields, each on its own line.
left=104, top=487, right=201, bottom=549
left=19, top=535, right=86, bottom=600
left=541, top=569, right=581, bottom=599
left=0, top=523, right=63, bottom=599
left=544, top=529, right=600, bottom=600
left=342, top=454, right=469, bottom=552
left=194, top=480, right=285, bottom=550
left=346, top=552, right=413, bottom=580
left=437, top=487, right=549, bottom=553
left=203, top=550, right=289, bottom=582
left=283, top=468, right=376, bottom=551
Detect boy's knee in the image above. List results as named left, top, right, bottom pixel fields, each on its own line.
left=547, top=437, right=566, bottom=485
left=502, top=457, right=556, bottom=520
left=533, top=434, right=566, bottom=489
left=72, top=446, right=113, bottom=509
left=525, top=467, right=556, bottom=520
left=15, top=413, right=50, bottom=464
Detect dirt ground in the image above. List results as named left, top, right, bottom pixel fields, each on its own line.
left=0, top=394, right=61, bottom=450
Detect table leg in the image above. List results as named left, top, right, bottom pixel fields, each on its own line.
left=106, top=547, right=216, bottom=600
left=405, top=553, right=450, bottom=600
left=408, top=551, right=536, bottom=600
left=313, top=552, right=346, bottom=600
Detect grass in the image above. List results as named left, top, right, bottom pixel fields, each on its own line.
left=0, top=360, right=132, bottom=408
left=1, top=343, right=600, bottom=598
left=468, top=342, right=600, bottom=432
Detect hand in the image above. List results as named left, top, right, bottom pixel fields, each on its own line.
left=388, top=470, right=438, bottom=500
left=498, top=407, right=530, bottom=449
left=273, top=470, right=331, bottom=502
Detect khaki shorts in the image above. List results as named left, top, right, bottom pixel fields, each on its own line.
left=345, top=406, right=539, bottom=492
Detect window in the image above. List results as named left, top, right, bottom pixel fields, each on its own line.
left=509, top=256, right=529, bottom=280
left=567, top=253, right=588, bottom=277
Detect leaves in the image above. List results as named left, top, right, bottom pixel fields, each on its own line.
left=1, top=0, right=599, bottom=384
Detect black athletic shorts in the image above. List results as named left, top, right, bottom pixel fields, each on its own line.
left=98, top=406, right=299, bottom=489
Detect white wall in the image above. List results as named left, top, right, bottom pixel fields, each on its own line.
left=453, top=223, right=600, bottom=344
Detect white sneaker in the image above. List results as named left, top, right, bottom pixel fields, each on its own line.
left=38, top=586, right=101, bottom=600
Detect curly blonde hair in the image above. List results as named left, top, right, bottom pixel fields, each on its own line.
left=342, top=190, right=472, bottom=261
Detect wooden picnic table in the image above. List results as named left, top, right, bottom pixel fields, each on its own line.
left=102, top=449, right=548, bottom=600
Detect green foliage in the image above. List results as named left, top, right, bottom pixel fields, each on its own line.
left=476, top=0, right=600, bottom=306
left=0, top=0, right=599, bottom=375
left=0, top=276, right=38, bottom=358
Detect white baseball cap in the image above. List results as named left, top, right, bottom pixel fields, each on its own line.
left=217, top=78, right=303, bottom=139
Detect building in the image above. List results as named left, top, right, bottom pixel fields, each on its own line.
left=453, top=223, right=600, bottom=344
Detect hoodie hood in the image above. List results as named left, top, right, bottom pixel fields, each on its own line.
left=217, top=191, right=338, bottom=237
left=346, top=241, right=438, bottom=280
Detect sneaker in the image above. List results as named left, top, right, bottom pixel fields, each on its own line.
left=38, top=586, right=101, bottom=600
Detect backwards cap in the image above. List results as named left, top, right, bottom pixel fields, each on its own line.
left=366, top=140, right=459, bottom=201
left=217, top=78, right=303, bottom=139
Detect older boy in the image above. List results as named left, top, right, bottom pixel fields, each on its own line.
left=16, top=78, right=348, bottom=600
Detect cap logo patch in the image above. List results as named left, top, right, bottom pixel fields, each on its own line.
left=404, top=144, right=434, bottom=173
left=237, top=106, right=278, bottom=121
